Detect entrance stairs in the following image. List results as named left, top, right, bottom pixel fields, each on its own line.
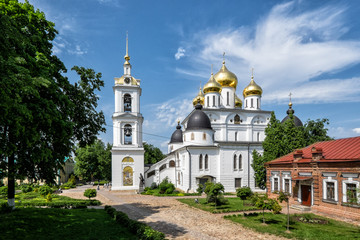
left=290, top=204, right=311, bottom=212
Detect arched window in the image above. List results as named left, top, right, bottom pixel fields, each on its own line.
left=122, top=157, right=134, bottom=162
left=218, top=96, right=220, bottom=106
left=124, top=124, right=132, bottom=145
left=169, top=160, right=175, bottom=167
left=199, top=154, right=203, bottom=170
left=160, top=164, right=166, bottom=171
left=234, top=114, right=240, bottom=124
left=239, top=155, right=242, bottom=169
left=235, top=132, right=237, bottom=141
left=124, top=94, right=132, bottom=112
left=178, top=172, right=180, bottom=184
left=226, top=92, right=229, bottom=106
left=233, top=155, right=237, bottom=170
left=212, top=95, right=215, bottom=107
left=184, top=135, right=186, bottom=142
left=207, top=96, right=209, bottom=107
left=257, top=98, right=259, bottom=109
left=203, top=133, right=206, bottom=140
left=251, top=98, right=254, bottom=108
left=205, top=154, right=209, bottom=170
left=177, top=153, right=180, bottom=166
left=123, top=166, right=133, bottom=186
left=191, top=133, right=194, bottom=140
left=245, top=99, right=248, bottom=108
left=257, top=132, right=260, bottom=142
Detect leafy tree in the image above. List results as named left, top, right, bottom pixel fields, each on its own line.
left=0, top=0, right=105, bottom=207
left=252, top=111, right=332, bottom=189
left=251, top=193, right=281, bottom=224
left=84, top=189, right=97, bottom=200
left=144, top=143, right=166, bottom=164
left=278, top=191, right=291, bottom=231
left=236, top=186, right=253, bottom=206
left=74, top=139, right=111, bottom=181
left=204, top=182, right=228, bottom=207
left=39, top=185, right=53, bottom=197
left=158, top=177, right=175, bottom=194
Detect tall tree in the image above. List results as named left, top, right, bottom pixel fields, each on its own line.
left=74, top=139, right=111, bottom=181
left=144, top=143, right=166, bottom=164
left=252, top=111, right=331, bottom=189
left=0, top=0, right=105, bottom=207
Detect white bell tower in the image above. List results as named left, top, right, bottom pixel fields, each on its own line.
left=111, top=34, right=144, bottom=191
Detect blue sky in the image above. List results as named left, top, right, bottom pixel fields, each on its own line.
left=26, top=0, right=360, bottom=152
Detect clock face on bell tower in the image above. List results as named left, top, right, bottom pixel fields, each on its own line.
left=125, top=77, right=130, bottom=84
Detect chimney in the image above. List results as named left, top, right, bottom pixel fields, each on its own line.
left=311, top=147, right=323, bottom=161
left=293, top=149, right=303, bottom=162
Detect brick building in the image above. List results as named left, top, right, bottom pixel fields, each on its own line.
left=265, top=136, right=360, bottom=220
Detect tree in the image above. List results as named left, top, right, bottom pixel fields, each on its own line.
left=84, top=189, right=97, bottom=200
left=252, top=111, right=332, bottom=189
left=236, top=186, right=253, bottom=206
left=74, top=139, right=111, bottom=181
left=144, top=143, right=166, bottom=164
left=204, top=182, right=228, bottom=207
left=251, top=193, right=281, bottom=224
left=278, top=191, right=291, bottom=232
left=0, top=0, right=105, bottom=207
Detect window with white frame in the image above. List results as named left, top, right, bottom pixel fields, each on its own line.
left=238, top=155, right=242, bottom=170
left=271, top=172, right=280, bottom=192
left=342, top=180, right=359, bottom=204
left=274, top=178, right=279, bottom=191
left=284, top=179, right=290, bottom=193
left=205, top=154, right=209, bottom=170
left=233, top=155, right=237, bottom=170
left=322, top=177, right=338, bottom=202
left=282, top=172, right=291, bottom=194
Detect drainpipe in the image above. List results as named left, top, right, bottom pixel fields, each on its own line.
left=248, top=143, right=250, bottom=187
left=185, top=147, right=191, bottom=192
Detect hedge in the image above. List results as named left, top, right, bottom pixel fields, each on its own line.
left=104, top=206, right=165, bottom=240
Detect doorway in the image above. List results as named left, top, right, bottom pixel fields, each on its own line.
left=301, top=185, right=311, bottom=206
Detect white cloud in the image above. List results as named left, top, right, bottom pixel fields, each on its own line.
left=179, top=1, right=360, bottom=104
left=68, top=45, right=87, bottom=56
left=353, top=128, right=360, bottom=134
left=175, top=47, right=186, bottom=60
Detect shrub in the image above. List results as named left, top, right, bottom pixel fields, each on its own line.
left=196, top=184, right=204, bottom=194
left=205, top=182, right=228, bottom=207
left=46, top=193, right=53, bottom=202
left=0, top=202, right=12, bottom=213
left=84, top=189, right=97, bottom=199
left=20, top=184, right=33, bottom=193
left=159, top=177, right=175, bottom=194
left=150, top=182, right=158, bottom=190
left=236, top=187, right=253, bottom=205
left=39, top=185, right=53, bottom=197
left=0, top=186, right=8, bottom=196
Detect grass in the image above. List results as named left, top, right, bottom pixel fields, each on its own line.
left=178, top=197, right=258, bottom=213
left=0, top=208, right=137, bottom=240
left=225, top=212, right=360, bottom=240
left=142, top=188, right=200, bottom=197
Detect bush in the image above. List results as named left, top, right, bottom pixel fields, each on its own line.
left=196, top=184, right=204, bottom=194
left=205, top=182, right=228, bottom=207
left=46, top=193, right=53, bottom=202
left=84, top=189, right=97, bottom=199
left=0, top=202, right=12, bottom=213
left=0, top=186, right=8, bottom=196
left=236, top=187, right=253, bottom=201
left=20, top=184, right=33, bottom=193
left=39, top=185, right=53, bottom=197
left=150, top=182, right=158, bottom=190
left=159, top=177, right=175, bottom=194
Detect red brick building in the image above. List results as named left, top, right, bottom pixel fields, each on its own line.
left=265, top=136, right=360, bottom=220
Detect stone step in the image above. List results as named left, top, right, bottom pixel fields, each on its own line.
left=290, top=204, right=311, bottom=212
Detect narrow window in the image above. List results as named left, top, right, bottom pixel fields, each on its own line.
left=205, top=154, right=209, bottom=169
left=245, top=100, right=248, bottom=108
left=207, top=96, right=209, bottom=107
left=159, top=164, right=167, bottom=171
left=235, top=132, right=237, bottom=141
left=218, top=96, right=220, bottom=106
left=212, top=96, right=215, bottom=107
left=199, top=154, right=203, bottom=170
left=169, top=160, right=175, bottom=167
left=257, top=98, right=259, bottom=109
left=257, top=132, right=260, bottom=142
left=251, top=98, right=254, bottom=108
left=274, top=178, right=279, bottom=192
left=346, top=183, right=357, bottom=203
left=239, top=155, right=242, bottom=169
left=326, top=182, right=335, bottom=201
left=178, top=172, right=180, bottom=184
left=284, top=179, right=290, bottom=193
left=191, top=133, right=194, bottom=140
left=203, top=133, right=206, bottom=140
left=227, top=92, right=229, bottom=106
left=233, top=155, right=237, bottom=170
left=124, top=124, right=132, bottom=145
left=235, top=178, right=241, bottom=188
left=184, top=135, right=186, bottom=142
left=124, top=94, right=132, bottom=112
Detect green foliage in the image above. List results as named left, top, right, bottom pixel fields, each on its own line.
left=75, top=139, right=111, bottom=181
left=251, top=150, right=267, bottom=189
left=84, top=189, right=97, bottom=200
left=20, top=184, right=33, bottom=193
left=150, top=182, right=158, bottom=190
left=158, top=177, right=175, bottom=194
left=197, top=183, right=204, bottom=194
left=236, top=187, right=253, bottom=206
left=0, top=186, right=8, bottom=196
left=0, top=0, right=105, bottom=206
left=251, top=193, right=281, bottom=223
left=46, top=193, right=53, bottom=202
left=39, top=185, right=53, bottom=197
left=204, top=182, right=228, bottom=207
left=0, top=202, right=12, bottom=213
left=178, top=198, right=257, bottom=213
left=144, top=143, right=166, bottom=164
left=104, top=206, right=165, bottom=240
left=278, top=191, right=291, bottom=231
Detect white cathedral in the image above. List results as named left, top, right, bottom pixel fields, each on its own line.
left=112, top=38, right=271, bottom=192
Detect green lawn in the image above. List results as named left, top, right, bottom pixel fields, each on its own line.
left=178, top=197, right=258, bottom=213
left=225, top=213, right=360, bottom=240
left=0, top=208, right=137, bottom=240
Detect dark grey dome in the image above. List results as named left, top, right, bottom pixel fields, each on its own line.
left=170, top=123, right=183, bottom=143
left=186, top=104, right=212, bottom=130
left=281, top=105, right=303, bottom=127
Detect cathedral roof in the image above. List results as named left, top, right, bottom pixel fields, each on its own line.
left=170, top=122, right=183, bottom=143
left=214, top=60, right=238, bottom=89
left=203, top=73, right=222, bottom=94
left=186, top=104, right=212, bottom=130
left=243, top=75, right=262, bottom=98
left=281, top=102, right=303, bottom=127
left=192, top=87, right=204, bottom=106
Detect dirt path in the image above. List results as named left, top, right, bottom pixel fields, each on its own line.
left=61, top=186, right=286, bottom=240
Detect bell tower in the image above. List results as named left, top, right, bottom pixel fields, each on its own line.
left=111, top=34, right=144, bottom=191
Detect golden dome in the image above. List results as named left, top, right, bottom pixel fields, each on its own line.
left=243, top=76, right=262, bottom=98
left=235, top=94, right=242, bottom=108
left=115, top=76, right=138, bottom=85
left=203, top=73, right=222, bottom=94
left=192, top=87, right=204, bottom=106
left=214, top=61, right=238, bottom=88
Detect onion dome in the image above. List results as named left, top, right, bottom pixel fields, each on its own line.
left=203, top=73, right=222, bottom=94
left=170, top=121, right=183, bottom=143
left=186, top=103, right=212, bottom=130
left=235, top=94, right=242, bottom=108
left=243, top=75, right=262, bottom=98
left=192, top=87, right=205, bottom=106
left=214, top=60, right=238, bottom=88
left=281, top=102, right=303, bottom=127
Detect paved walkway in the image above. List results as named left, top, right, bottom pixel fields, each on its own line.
left=61, top=185, right=285, bottom=240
